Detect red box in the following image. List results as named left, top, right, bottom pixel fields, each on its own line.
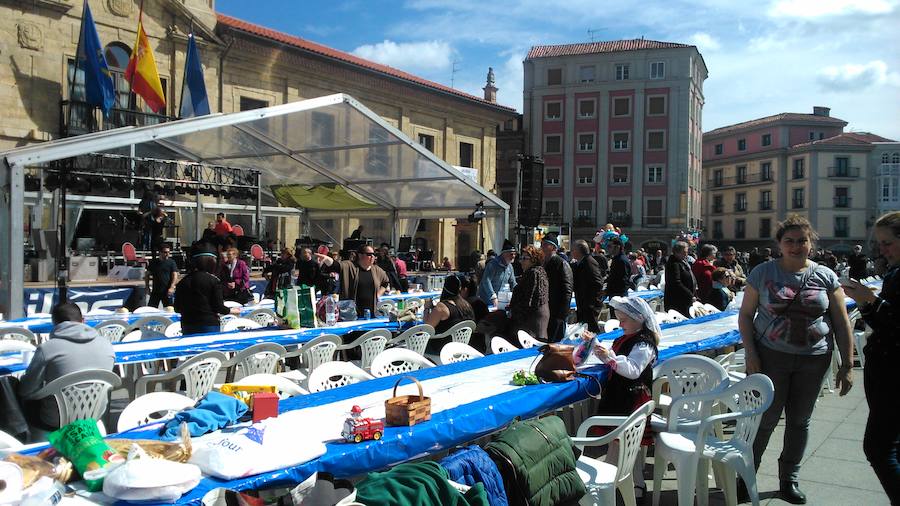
left=251, top=392, right=279, bottom=423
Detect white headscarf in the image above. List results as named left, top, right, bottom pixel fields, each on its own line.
left=609, top=296, right=662, bottom=343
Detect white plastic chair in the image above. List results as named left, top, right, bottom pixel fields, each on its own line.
left=375, top=300, right=396, bottom=317
left=307, top=361, right=374, bottom=393
left=128, top=316, right=174, bottom=337
left=439, top=342, right=484, bottom=365
left=164, top=321, right=183, bottom=337
left=667, top=309, right=688, bottom=322
left=224, top=300, right=243, bottom=309
left=652, top=374, right=775, bottom=506
left=603, top=319, right=621, bottom=333
left=95, top=320, right=130, bottom=343
left=654, top=312, right=672, bottom=324
left=134, top=351, right=227, bottom=400
left=702, top=303, right=720, bottom=314
left=222, top=342, right=286, bottom=383
left=490, top=336, right=518, bottom=354
left=24, top=369, right=121, bottom=435
left=235, top=373, right=307, bottom=399
left=517, top=330, right=547, bottom=349
left=574, top=401, right=656, bottom=506
left=133, top=306, right=161, bottom=314
left=0, top=339, right=35, bottom=353
left=388, top=324, right=434, bottom=355
left=247, top=308, right=278, bottom=327
left=0, top=429, right=23, bottom=450
left=338, top=329, right=390, bottom=371
left=370, top=348, right=435, bottom=378
left=116, top=392, right=195, bottom=432
left=280, top=334, right=341, bottom=384
left=650, top=354, right=730, bottom=431
left=0, top=327, right=37, bottom=344
left=432, top=320, right=476, bottom=345
left=221, top=318, right=262, bottom=332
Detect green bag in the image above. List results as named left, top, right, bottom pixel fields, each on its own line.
left=296, top=284, right=318, bottom=329
left=276, top=286, right=301, bottom=329
left=48, top=419, right=124, bottom=491
left=485, top=415, right=586, bottom=506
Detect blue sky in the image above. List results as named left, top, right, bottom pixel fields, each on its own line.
left=217, top=0, right=900, bottom=139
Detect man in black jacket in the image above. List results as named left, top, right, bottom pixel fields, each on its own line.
left=541, top=234, right=573, bottom=342
left=847, top=244, right=868, bottom=280
left=664, top=240, right=696, bottom=318
left=605, top=238, right=632, bottom=299
left=572, top=240, right=604, bottom=333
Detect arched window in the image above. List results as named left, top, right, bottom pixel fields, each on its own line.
left=883, top=152, right=890, bottom=163
left=105, top=42, right=132, bottom=109
left=893, top=152, right=900, bottom=164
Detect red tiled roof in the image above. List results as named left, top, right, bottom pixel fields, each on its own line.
left=526, top=39, right=693, bottom=59
left=705, top=113, right=847, bottom=137
left=793, top=132, right=895, bottom=148
left=216, top=14, right=516, bottom=113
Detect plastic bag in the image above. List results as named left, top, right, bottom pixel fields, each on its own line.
left=103, top=444, right=201, bottom=503
left=338, top=300, right=357, bottom=322
left=296, top=284, right=318, bottom=328
left=47, top=420, right=124, bottom=492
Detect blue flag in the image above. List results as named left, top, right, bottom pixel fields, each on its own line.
left=179, top=33, right=210, bottom=118
left=76, top=0, right=116, bottom=116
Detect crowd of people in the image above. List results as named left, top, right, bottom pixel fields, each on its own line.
left=13, top=211, right=897, bottom=503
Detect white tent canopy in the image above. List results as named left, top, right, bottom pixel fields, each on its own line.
left=0, top=94, right=509, bottom=317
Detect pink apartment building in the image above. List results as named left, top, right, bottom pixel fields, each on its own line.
left=523, top=39, right=707, bottom=250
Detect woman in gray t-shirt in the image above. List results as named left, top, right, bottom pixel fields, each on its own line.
left=738, top=215, right=854, bottom=504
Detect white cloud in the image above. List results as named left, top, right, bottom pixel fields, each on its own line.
left=768, top=0, right=895, bottom=18
left=817, top=60, right=900, bottom=91
left=689, top=32, right=721, bottom=51
left=351, top=40, right=455, bottom=73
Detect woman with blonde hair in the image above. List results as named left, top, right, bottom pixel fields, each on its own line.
left=738, top=214, right=854, bottom=503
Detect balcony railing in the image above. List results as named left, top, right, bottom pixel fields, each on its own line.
left=834, top=196, right=851, bottom=208
left=827, top=167, right=860, bottom=178
left=792, top=170, right=804, bottom=179
left=759, top=200, right=772, bottom=210
left=607, top=212, right=632, bottom=227
left=792, top=199, right=804, bottom=209
left=734, top=202, right=748, bottom=212
left=541, top=213, right=562, bottom=224
left=712, top=204, right=723, bottom=214
left=712, top=231, right=724, bottom=239
left=61, top=100, right=175, bottom=138
left=835, top=228, right=849, bottom=238
left=574, top=215, right=595, bottom=227
left=707, top=172, right=773, bottom=187
left=643, top=216, right=666, bottom=227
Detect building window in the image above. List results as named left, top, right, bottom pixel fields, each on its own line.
left=647, top=130, right=665, bottom=150
left=645, top=199, right=664, bottom=226
left=713, top=220, right=723, bottom=239
left=714, top=143, right=723, bottom=155
left=547, top=68, right=562, bottom=85
left=736, top=165, right=747, bottom=184
left=615, top=64, right=630, bottom=80
left=712, top=195, right=723, bottom=213
left=578, top=99, right=595, bottom=118
left=459, top=142, right=474, bottom=168
left=613, top=97, right=631, bottom=117
left=579, top=65, right=595, bottom=82
left=834, top=186, right=850, bottom=207
left=577, top=166, right=594, bottom=185
left=543, top=200, right=561, bottom=218
left=793, top=158, right=805, bottom=179
left=761, top=162, right=772, bottom=181
left=792, top=188, right=804, bottom=208
left=611, top=165, right=630, bottom=184
left=760, top=190, right=772, bottom=210
left=832, top=156, right=853, bottom=177
left=647, top=95, right=667, bottom=116
left=761, top=133, right=772, bottom=146
left=612, top=132, right=630, bottom=151
left=735, top=219, right=746, bottom=239
left=544, top=167, right=560, bottom=186
left=418, top=133, right=435, bottom=152
left=835, top=216, right=849, bottom=238
left=239, top=96, right=268, bottom=111
left=647, top=165, right=664, bottom=184
left=545, top=101, right=562, bottom=120
left=713, top=169, right=723, bottom=187
left=738, top=138, right=747, bottom=151
left=893, top=152, right=900, bottom=164
left=735, top=192, right=747, bottom=212
left=576, top=200, right=594, bottom=219
left=650, top=61, right=665, bottom=79
left=544, top=135, right=562, bottom=154
left=760, top=218, right=771, bottom=238
left=577, top=133, right=595, bottom=152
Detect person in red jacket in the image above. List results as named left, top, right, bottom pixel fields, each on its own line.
left=692, top=244, right=718, bottom=303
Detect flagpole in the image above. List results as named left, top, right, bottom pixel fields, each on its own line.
left=127, top=0, right=144, bottom=110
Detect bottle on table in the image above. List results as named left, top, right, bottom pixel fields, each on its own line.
left=363, top=309, right=371, bottom=320
left=325, top=294, right=339, bottom=326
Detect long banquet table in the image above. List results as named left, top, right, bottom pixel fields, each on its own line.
left=76, top=308, right=742, bottom=505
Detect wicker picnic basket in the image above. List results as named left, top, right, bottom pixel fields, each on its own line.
left=384, top=376, right=431, bottom=426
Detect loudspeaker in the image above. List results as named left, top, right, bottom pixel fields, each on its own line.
left=342, top=238, right=371, bottom=254
left=518, top=156, right=544, bottom=228
left=398, top=236, right=412, bottom=253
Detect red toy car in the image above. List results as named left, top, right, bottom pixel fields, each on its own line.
left=342, top=405, right=384, bottom=443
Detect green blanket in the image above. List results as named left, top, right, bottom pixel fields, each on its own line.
left=356, top=461, right=489, bottom=506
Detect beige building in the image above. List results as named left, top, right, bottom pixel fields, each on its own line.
left=702, top=107, right=894, bottom=253
left=1, top=0, right=514, bottom=268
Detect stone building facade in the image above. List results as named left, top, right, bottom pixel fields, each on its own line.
left=1, top=0, right=515, bottom=266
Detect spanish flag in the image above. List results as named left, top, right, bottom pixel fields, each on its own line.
left=125, top=17, right=166, bottom=114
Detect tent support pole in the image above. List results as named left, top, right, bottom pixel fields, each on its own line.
left=254, top=171, right=262, bottom=238
left=391, top=210, right=399, bottom=251
left=194, top=186, right=202, bottom=241
left=1, top=160, right=25, bottom=318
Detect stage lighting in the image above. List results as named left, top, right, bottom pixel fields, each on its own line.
left=71, top=175, right=91, bottom=193
left=44, top=172, right=61, bottom=191
left=24, top=174, right=40, bottom=192
left=91, top=176, right=111, bottom=192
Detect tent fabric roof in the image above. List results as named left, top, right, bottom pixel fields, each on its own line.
left=272, top=184, right=378, bottom=210
left=1, top=94, right=508, bottom=216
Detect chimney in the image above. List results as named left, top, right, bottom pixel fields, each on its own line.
left=483, top=67, right=498, bottom=103
left=813, top=106, right=830, bottom=117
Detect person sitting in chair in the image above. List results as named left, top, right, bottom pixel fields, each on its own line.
left=18, top=303, right=115, bottom=431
